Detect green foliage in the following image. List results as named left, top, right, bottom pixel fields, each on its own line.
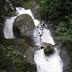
left=39, top=0, right=72, bottom=21
left=0, top=44, right=36, bottom=72
left=0, top=45, right=22, bottom=71
left=56, top=15, right=72, bottom=56
left=56, top=16, right=72, bottom=41
left=10, top=0, right=34, bottom=6
left=0, top=69, right=7, bottom=72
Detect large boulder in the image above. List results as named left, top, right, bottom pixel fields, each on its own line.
left=13, top=14, right=35, bottom=37
left=41, top=42, right=58, bottom=56
left=13, top=14, right=36, bottom=47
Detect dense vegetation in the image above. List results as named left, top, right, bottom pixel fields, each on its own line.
left=0, top=44, right=36, bottom=72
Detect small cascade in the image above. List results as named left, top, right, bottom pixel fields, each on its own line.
left=34, top=28, right=63, bottom=72
left=3, top=16, right=16, bottom=38
left=3, top=7, right=63, bottom=72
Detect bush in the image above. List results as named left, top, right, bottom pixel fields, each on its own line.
left=0, top=44, right=36, bottom=72
left=0, top=45, right=23, bottom=71
left=39, top=0, right=72, bottom=21
left=56, top=16, right=72, bottom=41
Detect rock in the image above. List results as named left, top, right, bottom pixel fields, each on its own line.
left=41, top=42, right=58, bottom=49
left=24, top=47, right=35, bottom=64
left=41, top=42, right=58, bottom=56
left=25, top=35, right=37, bottom=47
left=30, top=1, right=40, bottom=18
left=13, top=14, right=36, bottom=47
left=13, top=14, right=35, bottom=37
left=23, top=1, right=40, bottom=19
left=44, top=47, right=54, bottom=56
left=0, top=0, right=16, bottom=18
left=60, top=45, right=71, bottom=72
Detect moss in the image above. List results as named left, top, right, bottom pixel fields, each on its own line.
left=13, top=26, right=23, bottom=38
left=15, top=60, right=36, bottom=72
left=0, top=38, right=29, bottom=54
left=44, top=48, right=54, bottom=56
left=0, top=45, right=36, bottom=72
left=44, top=45, right=54, bottom=56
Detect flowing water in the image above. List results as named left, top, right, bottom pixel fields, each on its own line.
left=34, top=28, right=63, bottom=72
left=3, top=7, right=63, bottom=72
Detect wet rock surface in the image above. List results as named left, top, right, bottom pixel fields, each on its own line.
left=41, top=42, right=57, bottom=56
left=13, top=14, right=36, bottom=47
left=60, top=45, right=71, bottom=72
left=24, top=47, right=35, bottom=64
left=13, top=14, right=35, bottom=38
left=23, top=1, right=40, bottom=19
left=30, top=1, right=40, bottom=19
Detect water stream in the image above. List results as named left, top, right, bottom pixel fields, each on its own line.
left=3, top=7, right=63, bottom=72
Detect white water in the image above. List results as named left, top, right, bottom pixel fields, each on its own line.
left=3, top=16, right=16, bottom=38
left=34, top=28, right=63, bottom=72
left=3, top=7, right=63, bottom=72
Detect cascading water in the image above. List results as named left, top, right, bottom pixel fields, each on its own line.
left=3, top=16, right=16, bottom=38
left=3, top=7, right=63, bottom=72
left=34, top=27, right=63, bottom=72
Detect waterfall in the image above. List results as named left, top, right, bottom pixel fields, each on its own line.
left=3, top=16, right=16, bottom=38
left=3, top=7, right=63, bottom=72
left=34, top=28, right=63, bottom=72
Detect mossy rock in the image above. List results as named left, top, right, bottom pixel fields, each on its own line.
left=41, top=42, right=58, bottom=56
left=44, top=46, right=54, bottom=56
left=13, top=14, right=35, bottom=38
